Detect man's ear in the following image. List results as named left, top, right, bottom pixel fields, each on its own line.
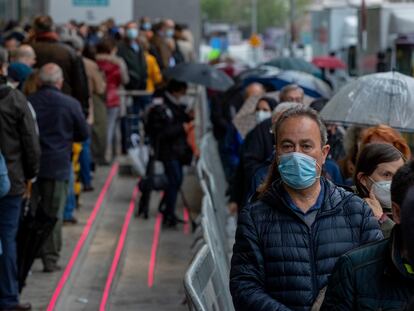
left=321, top=144, right=330, bottom=165
left=392, top=202, right=401, bottom=224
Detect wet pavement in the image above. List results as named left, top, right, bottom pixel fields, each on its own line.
left=21, top=163, right=202, bottom=311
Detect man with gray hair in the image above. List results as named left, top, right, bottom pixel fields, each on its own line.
left=279, top=84, right=305, bottom=103
left=28, top=63, right=89, bottom=272
left=228, top=101, right=304, bottom=213
left=230, top=106, right=382, bottom=310
left=8, top=45, right=36, bottom=89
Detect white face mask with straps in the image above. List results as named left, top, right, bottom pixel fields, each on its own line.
left=255, top=111, right=271, bottom=124
left=370, top=178, right=392, bottom=210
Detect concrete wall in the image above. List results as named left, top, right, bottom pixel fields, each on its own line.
left=134, top=0, right=201, bottom=55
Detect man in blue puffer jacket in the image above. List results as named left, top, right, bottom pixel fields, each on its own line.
left=230, top=106, right=383, bottom=311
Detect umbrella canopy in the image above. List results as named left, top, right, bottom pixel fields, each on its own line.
left=163, top=63, right=234, bottom=91
left=244, top=70, right=332, bottom=99
left=320, top=71, right=414, bottom=132
left=232, top=91, right=314, bottom=138
left=312, top=56, right=347, bottom=69
left=263, top=57, right=321, bottom=76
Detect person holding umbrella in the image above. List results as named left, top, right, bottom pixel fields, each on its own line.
left=0, top=47, right=40, bottom=311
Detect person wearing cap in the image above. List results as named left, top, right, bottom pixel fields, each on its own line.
left=322, top=160, right=414, bottom=310
left=8, top=45, right=36, bottom=89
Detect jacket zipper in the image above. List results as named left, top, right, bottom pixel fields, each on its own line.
left=308, top=224, right=318, bottom=299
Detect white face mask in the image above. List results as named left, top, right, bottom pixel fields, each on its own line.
left=256, top=110, right=272, bottom=123
left=371, top=179, right=392, bottom=211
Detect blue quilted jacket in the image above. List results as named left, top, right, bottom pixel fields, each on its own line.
left=230, top=178, right=383, bottom=311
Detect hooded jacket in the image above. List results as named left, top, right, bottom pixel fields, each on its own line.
left=230, top=178, right=383, bottom=311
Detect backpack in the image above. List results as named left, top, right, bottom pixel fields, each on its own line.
left=0, top=149, right=10, bottom=198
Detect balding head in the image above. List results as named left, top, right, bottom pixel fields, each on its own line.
left=245, top=83, right=265, bottom=99
left=164, top=19, right=175, bottom=29
left=39, top=63, right=63, bottom=89
left=16, top=45, right=36, bottom=67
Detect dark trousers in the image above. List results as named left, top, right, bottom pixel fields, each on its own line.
left=163, top=160, right=183, bottom=220
left=32, top=179, right=68, bottom=267
left=121, top=95, right=152, bottom=153
left=0, top=195, right=22, bottom=308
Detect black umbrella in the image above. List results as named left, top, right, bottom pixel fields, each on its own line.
left=164, top=63, right=234, bottom=91
left=17, top=198, right=57, bottom=292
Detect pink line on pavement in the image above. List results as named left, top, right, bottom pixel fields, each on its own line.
left=99, top=186, right=139, bottom=311
left=183, top=207, right=190, bottom=235
left=47, top=163, right=119, bottom=311
left=148, top=212, right=163, bottom=288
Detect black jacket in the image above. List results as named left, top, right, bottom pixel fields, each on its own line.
left=30, top=35, right=90, bottom=117
left=229, top=119, right=274, bottom=205
left=321, top=226, right=414, bottom=311
left=117, top=41, right=147, bottom=90
left=0, top=81, right=40, bottom=195
left=243, top=118, right=274, bottom=181
left=230, top=178, right=383, bottom=311
left=28, top=86, right=89, bottom=181
left=145, top=93, right=192, bottom=163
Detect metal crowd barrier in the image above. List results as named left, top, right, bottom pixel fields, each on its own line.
left=184, top=244, right=228, bottom=311
left=184, top=131, right=236, bottom=311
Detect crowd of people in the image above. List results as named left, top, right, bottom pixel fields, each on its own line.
left=208, top=72, right=414, bottom=308
left=0, top=15, right=196, bottom=310
left=0, top=10, right=413, bottom=311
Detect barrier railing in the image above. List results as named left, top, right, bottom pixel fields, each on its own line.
left=184, top=131, right=236, bottom=311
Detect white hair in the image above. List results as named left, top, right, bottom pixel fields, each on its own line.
left=39, top=63, right=63, bottom=86
left=272, top=101, right=304, bottom=117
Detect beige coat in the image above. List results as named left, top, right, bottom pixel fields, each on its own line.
left=83, top=57, right=106, bottom=124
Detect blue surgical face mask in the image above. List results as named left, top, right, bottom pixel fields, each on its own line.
left=166, top=28, right=175, bottom=38
left=141, top=22, right=152, bottom=31
left=126, top=28, right=139, bottom=40
left=278, top=152, right=320, bottom=189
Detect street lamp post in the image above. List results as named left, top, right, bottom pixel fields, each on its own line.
left=290, top=0, right=296, bottom=56
left=251, top=0, right=258, bottom=34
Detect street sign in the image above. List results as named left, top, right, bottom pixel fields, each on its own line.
left=249, top=34, right=262, bottom=48
left=49, top=0, right=132, bottom=23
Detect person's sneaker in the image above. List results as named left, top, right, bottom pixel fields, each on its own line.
left=0, top=302, right=32, bottom=310
left=43, top=263, right=62, bottom=273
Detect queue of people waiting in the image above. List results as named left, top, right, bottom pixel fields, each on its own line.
left=206, top=80, right=414, bottom=309
left=0, top=14, right=196, bottom=311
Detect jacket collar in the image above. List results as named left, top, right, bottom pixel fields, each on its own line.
left=34, top=32, right=60, bottom=42
left=39, top=84, right=60, bottom=92
left=260, top=177, right=343, bottom=217
left=385, top=226, right=414, bottom=282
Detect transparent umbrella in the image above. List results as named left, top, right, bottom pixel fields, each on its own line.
left=320, top=71, right=414, bottom=132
